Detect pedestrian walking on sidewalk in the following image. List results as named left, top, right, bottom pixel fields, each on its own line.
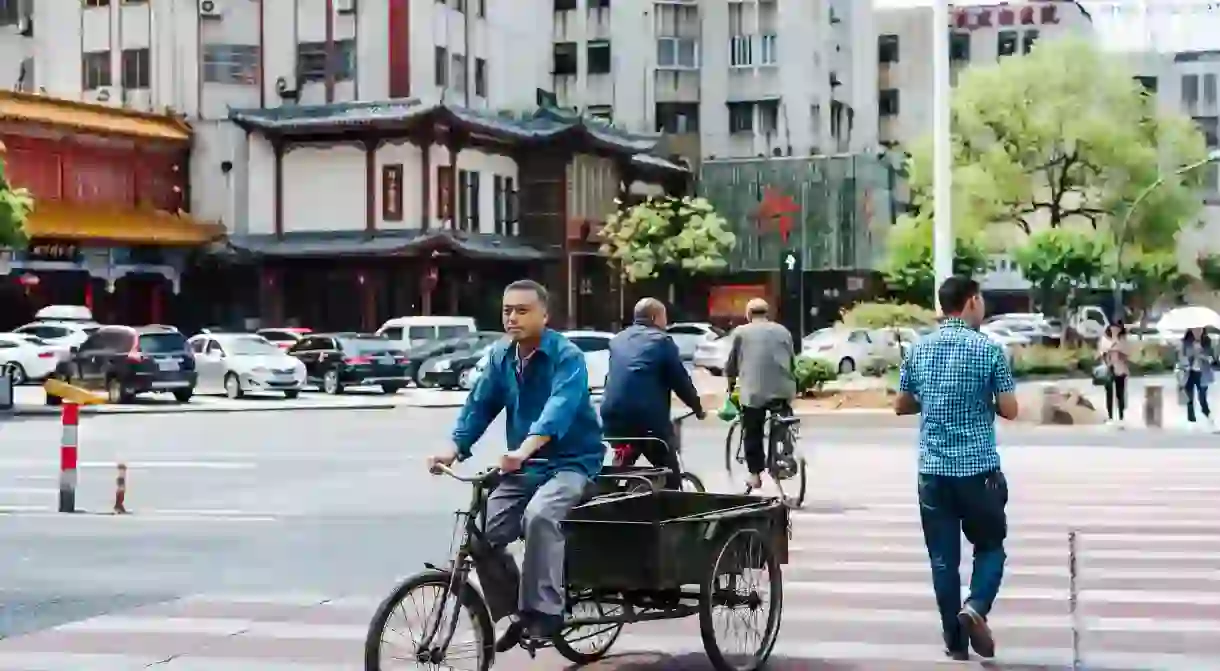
left=894, top=276, right=1020, bottom=661
left=1096, top=322, right=1131, bottom=427
left=1178, top=328, right=1216, bottom=431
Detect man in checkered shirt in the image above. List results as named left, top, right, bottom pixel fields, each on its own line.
left=895, top=276, right=1019, bottom=661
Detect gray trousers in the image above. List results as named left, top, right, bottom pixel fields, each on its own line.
left=483, top=469, right=588, bottom=617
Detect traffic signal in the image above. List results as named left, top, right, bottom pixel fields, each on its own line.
left=778, top=248, right=803, bottom=340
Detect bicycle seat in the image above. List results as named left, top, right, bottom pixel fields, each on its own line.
left=774, top=416, right=801, bottom=425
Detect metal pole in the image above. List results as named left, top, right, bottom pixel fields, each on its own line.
left=59, top=402, right=79, bottom=513
left=931, top=0, right=953, bottom=310
left=1069, top=529, right=1081, bottom=670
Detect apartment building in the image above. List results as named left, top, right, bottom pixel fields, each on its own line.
left=549, top=0, right=877, bottom=161
left=875, top=0, right=1094, bottom=147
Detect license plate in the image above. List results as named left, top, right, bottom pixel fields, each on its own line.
left=377, top=357, right=394, bottom=365
left=156, top=359, right=179, bottom=371
left=151, top=380, right=190, bottom=389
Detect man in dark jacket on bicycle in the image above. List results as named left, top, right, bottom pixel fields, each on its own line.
left=601, top=298, right=706, bottom=489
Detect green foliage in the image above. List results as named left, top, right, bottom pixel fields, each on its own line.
left=793, top=356, right=838, bottom=395
left=880, top=213, right=990, bottom=305
left=0, top=152, right=32, bottom=248
left=1013, top=228, right=1107, bottom=312
left=904, top=38, right=1207, bottom=252
left=1008, top=342, right=1174, bottom=377
left=839, top=301, right=937, bottom=329
left=1198, top=253, right=1220, bottom=292
left=1112, top=248, right=1183, bottom=314
left=600, top=195, right=736, bottom=282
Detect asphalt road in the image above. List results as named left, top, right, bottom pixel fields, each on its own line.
left=0, top=408, right=1217, bottom=669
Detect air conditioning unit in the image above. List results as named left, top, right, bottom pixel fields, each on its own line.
left=335, top=0, right=356, bottom=14
left=91, top=86, right=117, bottom=105
left=275, top=75, right=300, bottom=101
left=199, top=0, right=222, bottom=19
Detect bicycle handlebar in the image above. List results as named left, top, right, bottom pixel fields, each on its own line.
left=430, top=458, right=550, bottom=483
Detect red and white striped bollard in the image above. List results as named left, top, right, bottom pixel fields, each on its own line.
left=59, top=402, right=79, bottom=513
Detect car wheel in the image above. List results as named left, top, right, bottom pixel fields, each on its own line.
left=6, top=363, right=26, bottom=386
left=458, top=369, right=472, bottom=390
left=838, top=357, right=856, bottom=375
left=283, top=389, right=300, bottom=400
left=379, top=384, right=401, bottom=395
left=172, top=388, right=193, bottom=403
left=224, top=373, right=244, bottom=399
left=107, top=377, right=130, bottom=404
left=322, top=370, right=343, bottom=395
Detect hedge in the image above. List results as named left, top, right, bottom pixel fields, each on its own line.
left=850, top=343, right=1176, bottom=380
left=839, top=302, right=938, bottom=329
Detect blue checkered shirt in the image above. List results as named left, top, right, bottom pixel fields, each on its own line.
left=899, top=318, right=1016, bottom=477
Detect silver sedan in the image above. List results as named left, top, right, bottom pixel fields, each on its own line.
left=188, top=333, right=307, bottom=399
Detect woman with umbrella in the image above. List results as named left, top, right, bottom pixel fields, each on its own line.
left=1179, top=328, right=1216, bottom=431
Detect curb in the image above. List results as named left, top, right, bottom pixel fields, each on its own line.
left=5, top=402, right=400, bottom=417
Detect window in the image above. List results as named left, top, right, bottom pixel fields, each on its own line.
left=656, top=102, right=699, bottom=133
left=297, top=40, right=355, bottom=82
left=949, top=32, right=970, bottom=61
left=190, top=338, right=207, bottom=354
left=758, top=100, right=778, bottom=134
left=0, top=0, right=21, bottom=25
left=998, top=7, right=1014, bottom=25
left=1022, top=30, right=1039, bottom=54
left=84, top=0, right=109, bottom=6
left=1134, top=75, right=1158, bottom=94
left=1020, top=6, right=1035, bottom=24
left=554, top=0, right=576, bottom=10
left=494, top=175, right=518, bottom=235
left=121, top=48, right=150, bottom=88
left=553, top=42, right=577, bottom=75
left=997, top=31, right=1017, bottom=57
left=587, top=41, right=611, bottom=74
left=451, top=53, right=466, bottom=93
left=1205, top=74, right=1217, bottom=106
left=587, top=105, right=612, bottom=122
left=474, top=57, right=487, bottom=97
left=1196, top=116, right=1218, bottom=147
left=590, top=0, right=609, bottom=7
left=656, top=37, right=698, bottom=69
left=730, top=35, right=752, bottom=67
left=878, top=34, right=899, bottom=64
left=202, top=44, right=259, bottom=84
left=759, top=35, right=777, bottom=65
left=1183, top=74, right=1200, bottom=107
left=435, top=46, right=448, bottom=86
left=82, top=51, right=112, bottom=89
left=1039, top=4, right=1057, bottom=23
left=458, top=169, right=480, bottom=231
left=137, top=332, right=188, bottom=354
left=477, top=0, right=485, bottom=17
left=879, top=89, right=899, bottom=117
left=728, top=102, right=752, bottom=134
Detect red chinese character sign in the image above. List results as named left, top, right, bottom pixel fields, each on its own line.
left=754, top=187, right=800, bottom=243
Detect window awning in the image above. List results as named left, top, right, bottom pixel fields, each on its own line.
left=24, top=202, right=225, bottom=246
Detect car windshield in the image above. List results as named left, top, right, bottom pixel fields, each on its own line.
left=343, top=338, right=402, bottom=355
left=227, top=337, right=281, bottom=356
left=19, top=335, right=48, bottom=346
left=138, top=333, right=188, bottom=353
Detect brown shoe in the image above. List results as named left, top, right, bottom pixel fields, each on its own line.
left=957, top=604, right=995, bottom=658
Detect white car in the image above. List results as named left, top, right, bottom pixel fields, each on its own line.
left=693, top=334, right=734, bottom=376
left=188, top=333, right=307, bottom=399
left=801, top=328, right=886, bottom=375
left=0, top=333, right=68, bottom=384
left=980, top=324, right=1032, bottom=348
left=461, top=351, right=492, bottom=390
left=562, top=330, right=612, bottom=389
left=14, top=320, right=101, bottom=348
left=667, top=322, right=725, bottom=361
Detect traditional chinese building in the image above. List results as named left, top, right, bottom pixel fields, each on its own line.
left=221, top=100, right=688, bottom=332
left=0, top=91, right=223, bottom=330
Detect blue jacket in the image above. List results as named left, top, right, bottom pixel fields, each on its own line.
left=600, top=321, right=703, bottom=434
left=452, top=329, right=605, bottom=479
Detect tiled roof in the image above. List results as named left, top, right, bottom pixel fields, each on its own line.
left=0, top=90, right=191, bottom=142
left=230, top=229, right=559, bottom=261
left=229, top=99, right=660, bottom=153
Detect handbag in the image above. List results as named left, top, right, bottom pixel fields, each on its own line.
left=1091, top=363, right=1111, bottom=386
left=717, top=394, right=740, bottom=422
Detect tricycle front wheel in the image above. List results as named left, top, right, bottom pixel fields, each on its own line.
left=552, top=593, right=626, bottom=664
left=364, top=569, right=494, bottom=671
left=698, top=528, right=783, bottom=671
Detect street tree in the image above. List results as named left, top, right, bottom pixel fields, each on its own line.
left=904, top=38, right=1207, bottom=252
left=0, top=146, right=32, bottom=248
left=1013, top=228, right=1107, bottom=314
left=1197, top=253, right=1220, bottom=293
left=1112, top=249, right=1184, bottom=319
left=880, top=212, right=990, bottom=306
left=599, top=195, right=736, bottom=300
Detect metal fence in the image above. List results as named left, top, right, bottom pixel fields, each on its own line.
left=697, top=154, right=894, bottom=273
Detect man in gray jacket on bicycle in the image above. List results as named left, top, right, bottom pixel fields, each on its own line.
left=726, top=298, right=796, bottom=491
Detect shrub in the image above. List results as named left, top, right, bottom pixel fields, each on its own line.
left=1010, top=345, right=1082, bottom=377
left=862, top=353, right=901, bottom=378
left=794, top=356, right=838, bottom=395
left=839, top=302, right=938, bottom=329
left=1128, top=342, right=1175, bottom=374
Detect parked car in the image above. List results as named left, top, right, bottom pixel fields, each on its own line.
left=409, top=332, right=503, bottom=386
left=256, top=327, right=313, bottom=351
left=980, top=324, right=1032, bottom=348
left=693, top=333, right=734, bottom=376
left=47, top=325, right=196, bottom=404
left=376, top=316, right=477, bottom=349
left=286, top=333, right=411, bottom=395
left=188, top=333, right=306, bottom=399
left=562, top=330, right=613, bottom=389
left=801, top=327, right=888, bottom=375
left=15, top=305, right=101, bottom=348
left=870, top=327, right=924, bottom=359
left=0, top=333, right=68, bottom=384
left=461, top=351, right=492, bottom=390
left=419, top=342, right=497, bottom=390
left=667, top=322, right=725, bottom=361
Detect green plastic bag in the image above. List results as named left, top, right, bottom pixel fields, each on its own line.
left=717, top=395, right=739, bottom=422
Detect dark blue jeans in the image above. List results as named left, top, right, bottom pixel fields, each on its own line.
left=918, top=470, right=1008, bottom=652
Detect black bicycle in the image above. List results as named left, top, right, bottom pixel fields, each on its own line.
left=364, top=462, right=788, bottom=671
left=724, top=402, right=808, bottom=509
left=604, top=410, right=706, bottom=493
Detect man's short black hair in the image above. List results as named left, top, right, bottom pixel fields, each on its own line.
left=937, top=275, right=980, bottom=315
left=504, top=279, right=549, bottom=307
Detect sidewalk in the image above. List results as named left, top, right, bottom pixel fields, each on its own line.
left=1024, top=374, right=1219, bottom=432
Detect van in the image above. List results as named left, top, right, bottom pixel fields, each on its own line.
left=376, top=316, right=477, bottom=348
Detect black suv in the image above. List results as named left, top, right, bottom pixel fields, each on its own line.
left=47, top=325, right=197, bottom=404
left=287, top=333, right=411, bottom=394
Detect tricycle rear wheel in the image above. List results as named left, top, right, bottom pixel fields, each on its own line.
left=698, top=528, right=783, bottom=671
left=552, top=594, right=625, bottom=664
left=364, top=569, right=494, bottom=671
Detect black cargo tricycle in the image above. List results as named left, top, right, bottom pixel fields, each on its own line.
left=365, top=465, right=789, bottom=671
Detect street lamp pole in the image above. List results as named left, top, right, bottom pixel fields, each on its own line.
left=1111, top=149, right=1220, bottom=314
left=931, top=0, right=953, bottom=311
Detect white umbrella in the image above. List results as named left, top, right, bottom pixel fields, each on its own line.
left=1156, top=307, right=1220, bottom=333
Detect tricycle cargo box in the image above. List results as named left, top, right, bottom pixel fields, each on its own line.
left=563, top=490, right=789, bottom=591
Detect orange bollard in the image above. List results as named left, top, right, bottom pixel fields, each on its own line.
left=113, top=463, right=128, bottom=514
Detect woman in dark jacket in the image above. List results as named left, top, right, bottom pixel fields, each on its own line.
left=1178, top=328, right=1216, bottom=431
